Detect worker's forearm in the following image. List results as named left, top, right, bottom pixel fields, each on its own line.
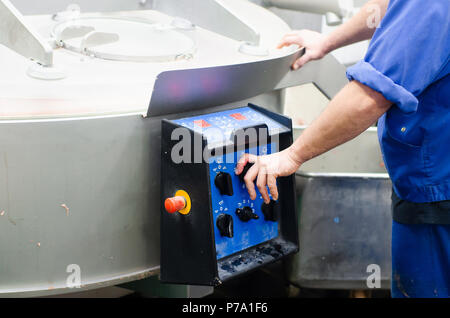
left=288, top=81, right=392, bottom=165
left=323, top=0, right=389, bottom=54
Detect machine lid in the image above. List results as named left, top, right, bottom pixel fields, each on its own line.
left=52, top=16, right=196, bottom=62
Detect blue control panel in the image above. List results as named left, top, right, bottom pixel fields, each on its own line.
left=162, top=104, right=298, bottom=285
left=209, top=143, right=279, bottom=259
left=173, top=107, right=289, bottom=145
left=172, top=106, right=284, bottom=260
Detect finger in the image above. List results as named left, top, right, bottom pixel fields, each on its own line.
left=276, top=38, right=292, bottom=49
left=280, top=32, right=303, bottom=42
left=292, top=53, right=312, bottom=70
left=277, top=35, right=303, bottom=49
left=235, top=153, right=257, bottom=175
left=277, top=38, right=299, bottom=49
left=235, top=154, right=249, bottom=175
left=277, top=33, right=295, bottom=45
left=256, top=168, right=270, bottom=204
left=267, top=174, right=278, bottom=201
left=244, top=163, right=259, bottom=200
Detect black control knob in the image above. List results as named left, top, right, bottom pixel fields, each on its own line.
left=261, top=200, right=280, bottom=222
left=216, top=213, right=234, bottom=238
left=235, top=206, right=259, bottom=222
left=214, top=172, right=234, bottom=196
left=238, top=162, right=254, bottom=182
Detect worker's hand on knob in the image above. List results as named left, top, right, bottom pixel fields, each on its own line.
left=235, top=147, right=302, bottom=204
left=277, top=30, right=329, bottom=70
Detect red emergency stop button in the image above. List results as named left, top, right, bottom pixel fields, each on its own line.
left=165, top=196, right=186, bottom=213
left=164, top=190, right=191, bottom=215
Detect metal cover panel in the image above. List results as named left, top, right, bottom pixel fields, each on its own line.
left=147, top=50, right=302, bottom=117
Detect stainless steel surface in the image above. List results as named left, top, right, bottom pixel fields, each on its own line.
left=266, top=6, right=322, bottom=32
left=52, top=16, right=196, bottom=63
left=286, top=174, right=392, bottom=290
left=10, top=0, right=153, bottom=14
left=10, top=0, right=260, bottom=44
left=275, top=53, right=348, bottom=100
left=263, top=0, right=343, bottom=17
left=0, top=91, right=284, bottom=297
left=0, top=114, right=161, bottom=297
left=148, top=48, right=349, bottom=118
left=298, top=172, right=390, bottom=179
left=286, top=124, right=392, bottom=290
left=153, top=0, right=260, bottom=45
left=325, top=11, right=342, bottom=26
left=147, top=48, right=303, bottom=117
left=0, top=0, right=357, bottom=296
left=294, top=127, right=386, bottom=174
left=0, top=0, right=53, bottom=66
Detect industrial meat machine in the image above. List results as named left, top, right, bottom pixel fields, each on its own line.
left=0, top=0, right=389, bottom=297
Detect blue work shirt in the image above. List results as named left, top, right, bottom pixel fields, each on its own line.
left=346, top=0, right=450, bottom=203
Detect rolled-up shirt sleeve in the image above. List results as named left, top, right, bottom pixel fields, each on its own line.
left=346, top=0, right=450, bottom=114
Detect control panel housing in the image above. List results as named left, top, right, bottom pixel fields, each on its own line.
left=160, top=104, right=298, bottom=286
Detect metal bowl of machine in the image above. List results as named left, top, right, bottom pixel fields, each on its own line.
left=51, top=15, right=197, bottom=63
left=0, top=0, right=348, bottom=297
left=0, top=0, right=357, bottom=297
left=284, top=125, right=392, bottom=290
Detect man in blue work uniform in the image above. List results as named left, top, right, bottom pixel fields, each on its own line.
left=236, top=0, right=449, bottom=297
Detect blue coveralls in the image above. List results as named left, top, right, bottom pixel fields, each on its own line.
left=346, top=0, right=450, bottom=297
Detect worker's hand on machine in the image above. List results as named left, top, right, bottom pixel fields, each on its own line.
left=235, top=147, right=302, bottom=204
left=277, top=30, right=329, bottom=70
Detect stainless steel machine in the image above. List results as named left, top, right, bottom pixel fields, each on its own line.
left=287, top=128, right=392, bottom=290
left=0, top=0, right=350, bottom=297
